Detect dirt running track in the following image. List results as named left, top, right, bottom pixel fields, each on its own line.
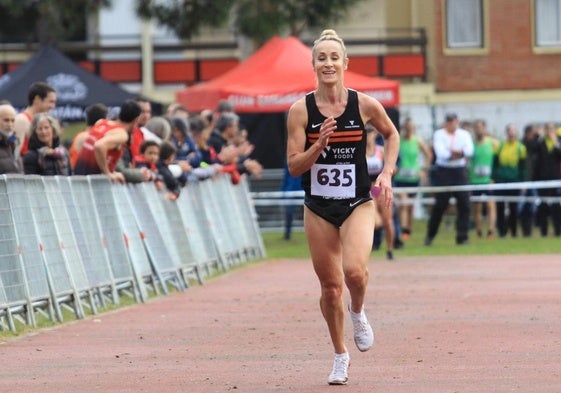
left=1, top=254, right=560, bottom=393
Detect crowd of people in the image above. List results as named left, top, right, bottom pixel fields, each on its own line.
left=0, top=81, right=263, bottom=199
left=383, top=113, right=561, bottom=251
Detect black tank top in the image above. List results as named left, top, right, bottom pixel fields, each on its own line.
left=302, top=89, right=370, bottom=200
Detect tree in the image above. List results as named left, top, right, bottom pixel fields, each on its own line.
left=135, top=0, right=366, bottom=47
left=0, top=0, right=111, bottom=45
left=135, top=0, right=235, bottom=40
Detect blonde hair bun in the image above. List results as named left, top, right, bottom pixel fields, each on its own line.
left=320, top=29, right=339, bottom=38
left=312, top=29, right=347, bottom=60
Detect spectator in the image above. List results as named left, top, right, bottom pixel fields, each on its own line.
left=493, top=123, right=527, bottom=237
left=23, top=113, right=71, bottom=176
left=394, top=117, right=432, bottom=240
left=519, top=123, right=541, bottom=236
left=531, top=122, right=561, bottom=237
left=129, top=97, right=152, bottom=158
left=208, top=112, right=239, bottom=154
left=425, top=113, right=474, bottom=246
left=170, top=104, right=189, bottom=120
left=133, top=139, right=160, bottom=172
left=130, top=139, right=160, bottom=188
left=200, top=108, right=215, bottom=132
left=161, top=115, right=224, bottom=181
left=216, top=99, right=234, bottom=115
left=187, top=115, right=244, bottom=183
left=69, top=103, right=108, bottom=169
left=166, top=102, right=180, bottom=118
left=209, top=112, right=263, bottom=179
left=189, top=115, right=218, bottom=166
left=0, top=103, right=22, bottom=174
left=460, top=120, right=474, bottom=133
left=156, top=140, right=183, bottom=200
left=14, top=81, right=57, bottom=158
left=145, top=116, right=171, bottom=142
left=74, top=99, right=142, bottom=183
left=469, top=119, right=498, bottom=239
left=169, top=116, right=197, bottom=163
left=165, top=102, right=190, bottom=120
left=114, top=99, right=159, bottom=184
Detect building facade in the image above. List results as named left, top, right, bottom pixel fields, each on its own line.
left=2, top=0, right=561, bottom=139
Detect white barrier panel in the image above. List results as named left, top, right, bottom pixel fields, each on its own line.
left=0, top=176, right=30, bottom=330
left=187, top=181, right=230, bottom=271
left=66, top=176, right=120, bottom=308
left=0, top=276, right=15, bottom=332
left=43, top=177, right=97, bottom=315
left=149, top=185, right=205, bottom=285
left=88, top=176, right=141, bottom=303
left=176, top=182, right=223, bottom=275
left=227, top=176, right=267, bottom=259
left=0, top=173, right=265, bottom=332
left=4, top=175, right=55, bottom=327
left=214, top=176, right=251, bottom=263
left=138, top=182, right=202, bottom=286
left=24, top=175, right=86, bottom=321
left=110, top=184, right=156, bottom=301
left=198, top=178, right=242, bottom=268
left=126, top=183, right=186, bottom=294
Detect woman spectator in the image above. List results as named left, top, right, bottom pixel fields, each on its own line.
left=23, top=113, right=71, bottom=176
left=394, top=117, right=432, bottom=239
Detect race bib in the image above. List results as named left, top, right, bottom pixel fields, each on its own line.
left=311, top=163, right=356, bottom=198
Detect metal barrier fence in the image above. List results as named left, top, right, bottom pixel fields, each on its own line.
left=0, top=174, right=266, bottom=332
left=250, top=180, right=561, bottom=224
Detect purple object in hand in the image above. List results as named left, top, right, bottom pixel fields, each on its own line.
left=371, top=186, right=381, bottom=198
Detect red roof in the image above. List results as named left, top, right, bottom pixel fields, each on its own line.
left=176, top=36, right=400, bottom=113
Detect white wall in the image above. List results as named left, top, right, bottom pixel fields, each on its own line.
left=98, top=0, right=180, bottom=59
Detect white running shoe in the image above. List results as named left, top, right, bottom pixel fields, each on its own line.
left=328, top=353, right=350, bottom=385
left=349, top=303, right=374, bottom=352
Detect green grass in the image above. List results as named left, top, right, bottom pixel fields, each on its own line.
left=262, top=219, right=561, bottom=259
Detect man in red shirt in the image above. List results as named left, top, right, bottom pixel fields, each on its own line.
left=74, top=100, right=141, bottom=183
left=129, top=97, right=152, bottom=158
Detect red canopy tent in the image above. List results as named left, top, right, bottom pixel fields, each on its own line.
left=176, top=36, right=400, bottom=113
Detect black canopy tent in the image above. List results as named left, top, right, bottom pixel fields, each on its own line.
left=0, top=45, right=150, bottom=122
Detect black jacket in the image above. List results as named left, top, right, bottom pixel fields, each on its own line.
left=0, top=132, right=22, bottom=174
left=23, top=133, right=71, bottom=176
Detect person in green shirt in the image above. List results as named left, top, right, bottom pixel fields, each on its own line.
left=469, top=119, right=499, bottom=239
left=394, top=118, right=432, bottom=239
